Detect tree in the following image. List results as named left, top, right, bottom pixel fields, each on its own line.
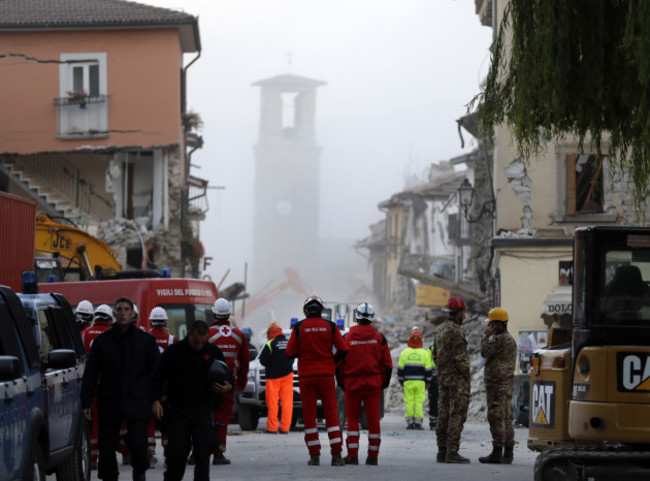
left=474, top=0, right=650, bottom=210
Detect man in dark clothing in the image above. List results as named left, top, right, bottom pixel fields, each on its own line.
left=81, top=297, right=161, bottom=481
left=259, top=322, right=294, bottom=433
left=152, top=320, right=233, bottom=481
left=286, top=295, right=349, bottom=467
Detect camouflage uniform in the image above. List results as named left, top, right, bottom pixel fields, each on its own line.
left=480, top=329, right=517, bottom=447
left=434, top=319, right=470, bottom=453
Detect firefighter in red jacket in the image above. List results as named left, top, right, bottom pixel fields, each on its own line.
left=286, top=296, right=349, bottom=467
left=145, top=307, right=178, bottom=462
left=80, top=304, right=113, bottom=468
left=337, top=302, right=392, bottom=466
left=207, top=298, right=250, bottom=465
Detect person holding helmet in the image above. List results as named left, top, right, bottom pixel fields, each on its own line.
left=479, top=307, right=517, bottom=465
left=258, top=322, right=294, bottom=434
left=337, top=302, right=392, bottom=466
left=207, top=298, right=250, bottom=465
left=152, top=319, right=232, bottom=481
left=434, top=295, right=471, bottom=464
left=80, top=303, right=113, bottom=468
left=286, top=295, right=349, bottom=466
left=398, top=329, right=432, bottom=430
left=75, top=300, right=94, bottom=331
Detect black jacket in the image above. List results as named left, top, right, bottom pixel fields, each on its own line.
left=259, top=334, right=294, bottom=379
left=152, top=339, right=230, bottom=410
left=81, top=323, right=161, bottom=423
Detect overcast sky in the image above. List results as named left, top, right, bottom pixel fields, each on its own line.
left=140, top=0, right=493, bottom=285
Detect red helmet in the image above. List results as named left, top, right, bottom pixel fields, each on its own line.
left=445, top=296, right=466, bottom=311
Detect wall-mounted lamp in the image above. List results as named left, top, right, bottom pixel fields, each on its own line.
left=458, top=177, right=495, bottom=223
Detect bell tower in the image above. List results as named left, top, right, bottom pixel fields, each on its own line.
left=251, top=74, right=327, bottom=292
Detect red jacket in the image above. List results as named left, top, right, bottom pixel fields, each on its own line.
left=81, top=320, right=111, bottom=354
left=338, top=324, right=392, bottom=391
left=208, top=321, right=250, bottom=390
left=148, top=326, right=178, bottom=353
left=286, top=317, right=349, bottom=378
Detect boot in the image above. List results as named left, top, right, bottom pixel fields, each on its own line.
left=479, top=445, right=503, bottom=464
left=365, top=456, right=378, bottom=466
left=502, top=445, right=514, bottom=465
left=344, top=456, right=359, bottom=465
left=307, top=455, right=320, bottom=466
left=436, top=450, right=447, bottom=463
left=132, top=473, right=146, bottom=481
left=445, top=451, right=471, bottom=464
left=212, top=453, right=231, bottom=465
left=331, top=453, right=345, bottom=466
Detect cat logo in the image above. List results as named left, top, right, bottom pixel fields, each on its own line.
left=617, top=352, right=650, bottom=392
left=531, top=381, right=555, bottom=429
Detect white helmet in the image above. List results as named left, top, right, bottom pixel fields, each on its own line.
left=149, top=306, right=168, bottom=326
left=355, top=302, right=375, bottom=321
left=94, top=304, right=113, bottom=322
left=212, top=298, right=231, bottom=317
left=75, top=300, right=94, bottom=326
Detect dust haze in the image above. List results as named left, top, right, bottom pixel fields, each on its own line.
left=139, top=0, right=492, bottom=337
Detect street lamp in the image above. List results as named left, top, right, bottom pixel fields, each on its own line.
left=457, top=177, right=495, bottom=223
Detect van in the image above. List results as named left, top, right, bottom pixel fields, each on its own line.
left=39, top=277, right=218, bottom=338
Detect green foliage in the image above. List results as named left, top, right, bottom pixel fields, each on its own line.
left=474, top=0, right=650, bottom=211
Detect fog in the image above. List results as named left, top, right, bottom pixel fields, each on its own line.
left=139, top=0, right=493, bottom=327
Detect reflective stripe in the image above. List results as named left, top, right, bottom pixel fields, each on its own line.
left=223, top=352, right=237, bottom=358
left=347, top=431, right=360, bottom=437
left=330, top=437, right=341, bottom=444
left=304, top=428, right=318, bottom=434
left=368, top=434, right=381, bottom=439
left=327, top=426, right=340, bottom=433
left=348, top=443, right=359, bottom=448
left=404, top=375, right=425, bottom=380
left=369, top=446, right=379, bottom=451
left=307, top=440, right=321, bottom=446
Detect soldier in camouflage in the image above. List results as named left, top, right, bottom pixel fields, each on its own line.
left=478, top=307, right=517, bottom=465
left=433, top=296, right=471, bottom=464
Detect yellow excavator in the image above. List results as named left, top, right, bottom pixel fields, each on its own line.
left=34, top=214, right=121, bottom=282
left=529, top=227, right=650, bottom=480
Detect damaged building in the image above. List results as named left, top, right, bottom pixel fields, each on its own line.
left=0, top=0, right=208, bottom=277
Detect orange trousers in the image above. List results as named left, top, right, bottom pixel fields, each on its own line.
left=265, top=372, right=294, bottom=432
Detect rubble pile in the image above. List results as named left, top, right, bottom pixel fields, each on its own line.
left=378, top=306, right=489, bottom=422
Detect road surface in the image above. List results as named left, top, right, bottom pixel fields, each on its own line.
left=80, top=412, right=538, bottom=480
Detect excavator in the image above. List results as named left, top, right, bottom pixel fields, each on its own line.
left=530, top=227, right=650, bottom=480
left=34, top=213, right=121, bottom=282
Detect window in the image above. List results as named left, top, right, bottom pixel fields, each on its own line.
left=565, top=154, right=605, bottom=215
left=57, top=53, right=108, bottom=138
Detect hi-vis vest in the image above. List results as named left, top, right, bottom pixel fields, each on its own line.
left=398, top=347, right=433, bottom=383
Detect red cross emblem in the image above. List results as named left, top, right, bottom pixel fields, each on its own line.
left=220, top=325, right=231, bottom=337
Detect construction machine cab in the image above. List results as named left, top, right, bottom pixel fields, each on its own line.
left=530, top=227, right=650, bottom=481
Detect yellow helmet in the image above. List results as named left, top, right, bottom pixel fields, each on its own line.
left=485, top=307, right=509, bottom=322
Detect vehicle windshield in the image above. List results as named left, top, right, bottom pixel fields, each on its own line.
left=597, top=238, right=650, bottom=323
left=159, top=303, right=213, bottom=339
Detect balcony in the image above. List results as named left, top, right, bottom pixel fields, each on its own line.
left=54, top=95, right=109, bottom=139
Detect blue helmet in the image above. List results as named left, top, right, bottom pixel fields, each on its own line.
left=241, top=327, right=252, bottom=341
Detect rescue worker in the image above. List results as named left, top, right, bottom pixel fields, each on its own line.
left=427, top=343, right=439, bottom=430
left=81, top=297, right=161, bottom=481
left=146, top=307, right=179, bottom=463
left=207, top=298, right=250, bottom=464
left=286, top=295, right=349, bottom=466
left=242, top=327, right=258, bottom=359
left=398, top=330, right=432, bottom=430
left=478, top=307, right=517, bottom=465
left=75, top=299, right=94, bottom=331
left=337, top=302, right=392, bottom=466
left=152, top=320, right=233, bottom=481
left=258, top=322, right=294, bottom=434
left=80, top=304, right=113, bottom=469
left=434, top=296, right=471, bottom=464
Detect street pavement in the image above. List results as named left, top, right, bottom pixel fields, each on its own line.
left=78, top=413, right=538, bottom=480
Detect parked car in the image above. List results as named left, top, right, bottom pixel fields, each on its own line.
left=0, top=284, right=90, bottom=481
